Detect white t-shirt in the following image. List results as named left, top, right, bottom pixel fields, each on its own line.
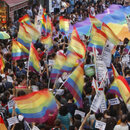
left=114, top=125, right=129, bottom=130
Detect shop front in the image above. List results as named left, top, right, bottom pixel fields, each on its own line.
left=0, top=0, right=29, bottom=29
left=0, top=1, right=8, bottom=29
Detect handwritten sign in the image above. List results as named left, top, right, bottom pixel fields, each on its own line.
left=7, top=116, right=19, bottom=127
left=95, top=120, right=106, bottom=130
left=90, top=90, right=104, bottom=113
left=108, top=98, right=120, bottom=105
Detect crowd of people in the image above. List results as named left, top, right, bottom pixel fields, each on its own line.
left=0, top=0, right=130, bottom=130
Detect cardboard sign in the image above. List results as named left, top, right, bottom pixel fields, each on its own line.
left=95, top=120, right=106, bottom=130
left=7, top=116, right=19, bottom=127
left=108, top=98, right=120, bottom=105
left=90, top=90, right=104, bottom=113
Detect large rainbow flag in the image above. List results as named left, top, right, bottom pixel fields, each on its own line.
left=60, top=52, right=82, bottom=74
left=19, top=14, right=31, bottom=25
left=108, top=75, right=130, bottom=104
left=14, top=90, right=58, bottom=123
left=23, top=22, right=40, bottom=42
left=68, top=35, right=86, bottom=58
left=101, top=22, right=120, bottom=45
left=12, top=39, right=29, bottom=60
left=29, top=44, right=40, bottom=73
left=89, top=14, right=102, bottom=28
left=64, top=63, right=84, bottom=108
left=46, top=16, right=53, bottom=34
left=87, top=24, right=107, bottom=54
left=17, top=23, right=32, bottom=49
left=69, top=5, right=130, bottom=41
left=40, top=33, right=54, bottom=55
left=59, top=16, right=70, bottom=34
left=50, top=52, right=67, bottom=83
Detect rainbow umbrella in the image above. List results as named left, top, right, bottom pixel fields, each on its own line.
left=0, top=31, right=10, bottom=39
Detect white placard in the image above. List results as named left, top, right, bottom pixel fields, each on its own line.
left=96, top=60, right=107, bottom=82
left=102, top=41, right=113, bottom=67
left=74, top=110, right=85, bottom=121
left=7, top=116, right=19, bottom=127
left=90, top=90, right=104, bottom=113
left=108, top=98, right=120, bottom=105
left=8, top=100, right=15, bottom=109
left=49, top=60, right=55, bottom=66
left=100, top=93, right=107, bottom=113
left=95, top=120, right=106, bottom=130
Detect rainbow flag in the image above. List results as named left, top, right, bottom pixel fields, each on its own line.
left=108, top=75, right=130, bottom=104
left=46, top=16, right=53, bottom=34
left=19, top=14, right=31, bottom=25
left=12, top=39, right=29, bottom=60
left=41, top=14, right=46, bottom=34
left=17, top=23, right=32, bottom=49
left=0, top=116, right=7, bottom=130
left=87, top=24, right=107, bottom=54
left=50, top=52, right=67, bottom=83
left=111, top=64, right=119, bottom=78
left=64, top=63, right=84, bottom=108
left=71, top=26, right=80, bottom=40
left=124, top=41, right=130, bottom=54
left=0, top=55, right=5, bottom=73
left=29, top=44, right=40, bottom=73
left=40, top=33, right=54, bottom=55
left=59, top=16, right=70, bottom=34
left=68, top=36, right=86, bottom=58
left=61, top=52, right=82, bottom=73
left=101, top=23, right=120, bottom=45
left=23, top=22, right=40, bottom=42
left=14, top=90, right=58, bottom=123
left=89, top=14, right=102, bottom=28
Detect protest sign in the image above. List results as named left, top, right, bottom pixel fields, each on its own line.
left=7, top=116, right=19, bottom=127
left=96, top=60, right=107, bottom=82
left=102, top=40, right=114, bottom=67
left=108, top=98, right=120, bottom=105
left=100, top=93, right=107, bottom=113
left=126, top=14, right=130, bottom=32
left=95, top=120, right=106, bottom=130
left=8, top=100, right=15, bottom=110
left=49, top=60, right=55, bottom=66
left=90, top=90, right=104, bottom=112
left=84, top=64, right=95, bottom=77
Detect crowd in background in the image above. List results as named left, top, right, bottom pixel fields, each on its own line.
left=0, top=0, right=130, bottom=130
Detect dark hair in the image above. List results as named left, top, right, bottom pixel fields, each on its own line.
left=74, top=114, right=82, bottom=121
left=67, top=93, right=73, bottom=101
left=59, top=106, right=68, bottom=116
left=95, top=113, right=103, bottom=120
left=74, top=120, right=81, bottom=129
left=54, top=119, right=61, bottom=126
left=121, top=114, right=127, bottom=123
left=127, top=112, right=130, bottom=122
left=17, top=90, right=26, bottom=97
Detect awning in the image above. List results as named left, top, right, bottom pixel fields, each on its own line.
left=4, top=0, right=28, bottom=8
